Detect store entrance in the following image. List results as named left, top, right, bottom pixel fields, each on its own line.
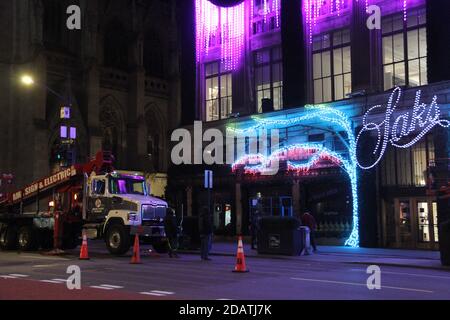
left=394, top=197, right=439, bottom=249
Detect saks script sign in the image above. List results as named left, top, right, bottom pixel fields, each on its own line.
left=357, top=87, right=450, bottom=169
left=12, top=167, right=77, bottom=202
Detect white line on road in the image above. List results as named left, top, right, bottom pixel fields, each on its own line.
left=99, top=285, right=124, bottom=289
left=291, top=277, right=434, bottom=294
left=140, top=292, right=166, bottom=296
left=40, top=280, right=64, bottom=284
left=90, top=286, right=115, bottom=290
left=350, top=269, right=450, bottom=280
left=9, top=274, right=29, bottom=278
left=51, top=279, right=68, bottom=283
left=1, top=275, right=17, bottom=279
left=151, top=290, right=174, bottom=295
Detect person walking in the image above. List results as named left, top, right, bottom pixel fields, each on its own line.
left=301, top=211, right=318, bottom=252
left=164, top=208, right=179, bottom=258
left=199, top=206, right=213, bottom=261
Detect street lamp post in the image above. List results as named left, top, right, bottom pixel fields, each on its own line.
left=20, top=73, right=77, bottom=168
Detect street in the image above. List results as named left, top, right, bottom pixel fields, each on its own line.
left=1, top=242, right=450, bottom=300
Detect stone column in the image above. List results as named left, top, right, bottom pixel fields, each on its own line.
left=292, top=180, right=301, bottom=219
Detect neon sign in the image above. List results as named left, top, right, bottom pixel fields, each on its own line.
left=357, top=87, right=450, bottom=170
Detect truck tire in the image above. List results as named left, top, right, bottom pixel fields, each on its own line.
left=0, top=225, right=18, bottom=251
left=105, top=224, right=131, bottom=255
left=17, top=226, right=38, bottom=251
left=152, top=240, right=169, bottom=254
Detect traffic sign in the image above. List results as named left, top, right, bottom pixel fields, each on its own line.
left=204, top=170, right=213, bottom=189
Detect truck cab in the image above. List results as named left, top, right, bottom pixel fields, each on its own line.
left=85, top=171, right=168, bottom=255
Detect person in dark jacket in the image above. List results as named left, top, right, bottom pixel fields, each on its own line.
left=164, top=208, right=179, bottom=258
left=301, top=211, right=318, bottom=252
left=199, top=206, right=213, bottom=261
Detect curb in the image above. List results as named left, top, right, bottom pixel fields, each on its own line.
left=348, top=261, right=450, bottom=272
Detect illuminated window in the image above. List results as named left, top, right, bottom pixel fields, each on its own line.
left=312, top=29, right=352, bottom=103
left=205, top=61, right=232, bottom=121
left=254, top=47, right=283, bottom=113
left=381, top=135, right=434, bottom=187
left=382, top=8, right=427, bottom=90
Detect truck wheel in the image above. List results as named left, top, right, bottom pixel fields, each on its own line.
left=105, top=224, right=131, bottom=255
left=17, top=226, right=38, bottom=251
left=152, top=240, right=169, bottom=254
left=0, top=225, right=18, bottom=251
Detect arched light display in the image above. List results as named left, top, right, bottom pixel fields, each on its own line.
left=228, top=105, right=360, bottom=247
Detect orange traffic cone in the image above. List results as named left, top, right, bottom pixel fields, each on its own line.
left=79, top=230, right=89, bottom=260
left=130, top=234, right=142, bottom=264
left=233, top=236, right=249, bottom=273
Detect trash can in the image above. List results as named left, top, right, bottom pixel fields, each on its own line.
left=257, top=217, right=303, bottom=256
left=440, top=220, right=450, bottom=266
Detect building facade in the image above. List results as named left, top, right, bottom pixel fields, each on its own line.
left=170, top=0, right=449, bottom=249
left=0, top=0, right=182, bottom=197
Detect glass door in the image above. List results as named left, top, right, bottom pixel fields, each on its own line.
left=417, top=201, right=430, bottom=242
left=416, top=199, right=439, bottom=246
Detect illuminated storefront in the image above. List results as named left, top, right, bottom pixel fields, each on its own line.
left=170, top=0, right=449, bottom=249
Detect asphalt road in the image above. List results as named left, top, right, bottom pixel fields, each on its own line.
left=1, top=241, right=450, bottom=300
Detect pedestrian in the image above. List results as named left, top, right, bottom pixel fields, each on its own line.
left=199, top=206, right=213, bottom=261
left=250, top=208, right=261, bottom=250
left=164, top=208, right=179, bottom=258
left=301, top=211, right=318, bottom=252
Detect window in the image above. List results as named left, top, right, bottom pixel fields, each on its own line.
left=252, top=0, right=281, bottom=35
left=312, top=29, right=351, bottom=103
left=382, top=8, right=427, bottom=90
left=381, top=135, right=434, bottom=187
left=205, top=61, right=232, bottom=121
left=254, top=47, right=283, bottom=113
left=92, top=180, right=106, bottom=195
left=109, top=178, right=147, bottom=196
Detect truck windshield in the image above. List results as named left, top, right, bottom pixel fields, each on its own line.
left=109, top=177, right=147, bottom=195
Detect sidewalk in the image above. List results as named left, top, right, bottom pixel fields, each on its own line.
left=179, top=240, right=450, bottom=271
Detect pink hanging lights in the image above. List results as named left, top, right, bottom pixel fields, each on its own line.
left=196, top=0, right=245, bottom=71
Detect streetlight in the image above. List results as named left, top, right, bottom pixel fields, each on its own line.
left=19, top=72, right=78, bottom=167
left=20, top=74, right=35, bottom=86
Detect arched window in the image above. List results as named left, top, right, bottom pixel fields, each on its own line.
left=104, top=20, right=129, bottom=70
left=144, top=31, right=165, bottom=77
left=99, top=98, right=124, bottom=165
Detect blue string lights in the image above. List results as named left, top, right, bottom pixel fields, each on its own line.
left=228, top=105, right=360, bottom=247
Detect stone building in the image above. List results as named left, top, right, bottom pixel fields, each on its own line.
left=0, top=0, right=181, bottom=194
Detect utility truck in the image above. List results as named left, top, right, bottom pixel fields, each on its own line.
left=0, top=152, right=169, bottom=255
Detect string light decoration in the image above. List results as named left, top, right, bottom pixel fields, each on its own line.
left=228, top=105, right=360, bottom=247
left=195, top=0, right=245, bottom=71
left=303, top=0, right=351, bottom=44
left=356, top=87, right=450, bottom=170
left=253, top=0, right=281, bottom=28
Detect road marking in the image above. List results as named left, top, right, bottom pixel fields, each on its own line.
left=51, top=279, right=68, bottom=283
left=291, top=277, right=434, bottom=294
left=90, top=286, right=115, bottom=290
left=151, top=290, right=174, bottom=295
left=40, top=280, right=64, bottom=284
left=350, top=268, right=450, bottom=280
left=22, top=255, right=68, bottom=261
left=140, top=292, right=165, bottom=296
left=99, top=285, right=124, bottom=289
left=9, top=274, right=29, bottom=278
left=1, top=275, right=17, bottom=279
